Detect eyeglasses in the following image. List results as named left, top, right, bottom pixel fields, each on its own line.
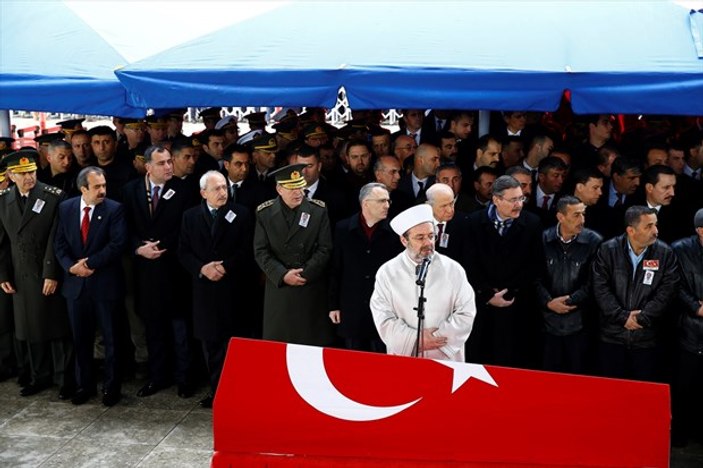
left=367, top=198, right=392, bottom=205
left=497, top=195, right=527, bottom=204
left=409, top=233, right=435, bottom=242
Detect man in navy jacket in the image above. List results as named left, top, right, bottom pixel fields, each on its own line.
left=54, top=166, right=127, bottom=406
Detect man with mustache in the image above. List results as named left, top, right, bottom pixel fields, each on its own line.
left=639, top=164, right=683, bottom=244
left=54, top=166, right=128, bottom=406
left=592, top=205, right=679, bottom=382
left=370, top=204, right=475, bottom=361
left=463, top=175, right=544, bottom=368
left=536, top=196, right=602, bottom=374
left=0, top=150, right=72, bottom=399
left=254, top=164, right=334, bottom=346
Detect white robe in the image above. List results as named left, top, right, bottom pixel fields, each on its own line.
left=370, top=251, right=476, bottom=361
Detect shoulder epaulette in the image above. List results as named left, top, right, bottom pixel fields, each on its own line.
left=43, top=185, right=63, bottom=197
left=0, top=188, right=11, bottom=197
left=257, top=199, right=275, bottom=212
left=310, top=198, right=326, bottom=208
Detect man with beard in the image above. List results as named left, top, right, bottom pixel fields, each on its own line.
left=537, top=196, right=602, bottom=374
left=329, top=183, right=403, bottom=353
left=254, top=164, right=334, bottom=346
left=121, top=146, right=194, bottom=399
left=592, top=206, right=678, bottom=382
left=54, top=166, right=127, bottom=406
left=370, top=204, right=475, bottom=361
left=89, top=126, right=136, bottom=201
left=0, top=151, right=72, bottom=399
left=463, top=175, right=543, bottom=368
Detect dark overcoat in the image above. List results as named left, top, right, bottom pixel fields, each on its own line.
left=254, top=197, right=334, bottom=346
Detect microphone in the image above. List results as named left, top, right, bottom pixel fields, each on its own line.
left=416, top=257, right=431, bottom=286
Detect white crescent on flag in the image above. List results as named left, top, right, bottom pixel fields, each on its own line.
left=286, top=344, right=497, bottom=422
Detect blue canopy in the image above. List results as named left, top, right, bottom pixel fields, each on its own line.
left=0, top=1, right=145, bottom=117
left=116, top=1, right=703, bottom=115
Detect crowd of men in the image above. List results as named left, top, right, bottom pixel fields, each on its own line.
left=0, top=107, right=702, bottom=445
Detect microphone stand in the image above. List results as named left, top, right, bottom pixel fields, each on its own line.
left=413, top=274, right=427, bottom=358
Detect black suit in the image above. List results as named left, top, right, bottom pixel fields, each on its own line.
left=308, top=178, right=353, bottom=227
left=463, top=207, right=544, bottom=368
left=122, top=177, right=193, bottom=388
left=54, top=197, right=127, bottom=395
left=397, top=174, right=435, bottom=205
left=587, top=180, right=635, bottom=239
left=329, top=214, right=403, bottom=351
left=435, top=212, right=468, bottom=263
left=179, top=201, right=253, bottom=393
left=525, top=190, right=560, bottom=228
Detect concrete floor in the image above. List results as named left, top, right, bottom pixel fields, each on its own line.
left=0, top=378, right=213, bottom=467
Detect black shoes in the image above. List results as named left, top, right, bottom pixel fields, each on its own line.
left=71, top=388, right=97, bottom=405
left=199, top=394, right=213, bottom=408
left=136, top=382, right=168, bottom=397
left=58, top=386, right=75, bottom=400
left=102, top=391, right=121, bottom=407
left=19, top=382, right=50, bottom=397
left=177, top=383, right=194, bottom=399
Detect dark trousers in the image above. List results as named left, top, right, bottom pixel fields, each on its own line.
left=598, top=341, right=662, bottom=382
left=467, top=304, right=537, bottom=368
left=542, top=331, right=589, bottom=374
left=144, top=316, right=191, bottom=386
left=671, top=347, right=703, bottom=442
left=67, top=295, right=120, bottom=393
left=15, top=338, right=73, bottom=387
left=201, top=339, right=228, bottom=394
left=344, top=338, right=386, bottom=354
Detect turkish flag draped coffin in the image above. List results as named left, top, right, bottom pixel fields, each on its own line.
left=212, top=338, right=670, bottom=467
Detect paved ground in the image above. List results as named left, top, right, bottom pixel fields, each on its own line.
left=0, top=377, right=213, bottom=467
left=2, top=368, right=703, bottom=467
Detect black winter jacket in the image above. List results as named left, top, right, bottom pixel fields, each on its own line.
left=592, top=235, right=679, bottom=349
left=672, top=236, right=703, bottom=354
left=537, top=226, right=602, bottom=336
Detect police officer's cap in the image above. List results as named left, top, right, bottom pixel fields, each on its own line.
left=4, top=149, right=39, bottom=174
left=302, top=123, right=327, bottom=139
left=244, top=112, right=267, bottom=125
left=0, top=137, right=14, bottom=151
left=199, top=107, right=222, bottom=119
left=57, top=119, right=85, bottom=131
left=34, top=132, right=65, bottom=144
left=269, top=163, right=307, bottom=189
left=250, top=133, right=278, bottom=152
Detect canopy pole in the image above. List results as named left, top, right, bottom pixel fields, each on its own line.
left=0, top=110, right=11, bottom=138
left=478, top=110, right=491, bottom=137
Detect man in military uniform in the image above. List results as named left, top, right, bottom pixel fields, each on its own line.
left=37, top=139, right=78, bottom=196
left=0, top=150, right=72, bottom=398
left=254, top=163, right=334, bottom=346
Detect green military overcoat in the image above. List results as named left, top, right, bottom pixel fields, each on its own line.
left=254, top=197, right=334, bottom=346
left=0, top=183, right=70, bottom=342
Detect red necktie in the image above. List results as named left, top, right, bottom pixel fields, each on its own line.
left=152, top=186, right=160, bottom=213
left=541, top=195, right=551, bottom=210
left=81, top=206, right=90, bottom=245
